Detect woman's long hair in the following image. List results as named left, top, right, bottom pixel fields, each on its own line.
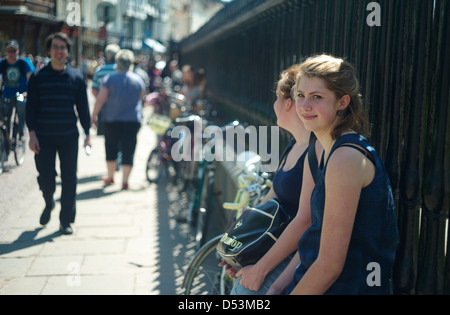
left=295, top=54, right=370, bottom=140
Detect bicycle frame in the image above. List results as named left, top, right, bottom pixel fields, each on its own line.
left=0, top=120, right=8, bottom=173
left=159, top=131, right=173, bottom=160
left=146, top=126, right=178, bottom=183
left=0, top=95, right=26, bottom=173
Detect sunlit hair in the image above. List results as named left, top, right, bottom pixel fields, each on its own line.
left=104, top=44, right=120, bottom=61
left=278, top=64, right=301, bottom=100
left=115, top=49, right=135, bottom=72
left=295, top=54, right=370, bottom=139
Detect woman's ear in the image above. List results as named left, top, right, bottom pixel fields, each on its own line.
left=286, top=98, right=294, bottom=110
left=338, top=95, right=351, bottom=111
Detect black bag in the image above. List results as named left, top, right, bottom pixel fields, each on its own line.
left=216, top=198, right=292, bottom=270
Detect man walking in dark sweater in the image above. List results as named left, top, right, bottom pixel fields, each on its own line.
left=26, top=32, right=91, bottom=235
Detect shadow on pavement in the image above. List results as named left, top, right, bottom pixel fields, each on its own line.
left=0, top=228, right=62, bottom=256
left=75, top=188, right=117, bottom=200
left=154, top=177, right=197, bottom=295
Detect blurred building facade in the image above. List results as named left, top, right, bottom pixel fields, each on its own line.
left=0, top=0, right=224, bottom=64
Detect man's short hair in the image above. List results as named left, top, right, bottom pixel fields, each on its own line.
left=46, top=32, right=72, bottom=53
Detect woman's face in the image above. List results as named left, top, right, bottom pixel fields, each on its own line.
left=183, top=70, right=194, bottom=84
left=295, top=76, right=341, bottom=135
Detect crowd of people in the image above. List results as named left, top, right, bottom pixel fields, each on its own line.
left=1, top=33, right=206, bottom=236
left=1, top=31, right=399, bottom=295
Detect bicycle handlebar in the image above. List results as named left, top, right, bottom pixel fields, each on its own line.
left=223, top=190, right=250, bottom=210
left=222, top=172, right=272, bottom=210
left=238, top=173, right=272, bottom=189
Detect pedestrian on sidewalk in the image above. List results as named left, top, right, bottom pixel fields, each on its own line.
left=91, top=43, right=120, bottom=135
left=26, top=32, right=91, bottom=235
left=0, top=39, right=35, bottom=140
left=91, top=49, right=145, bottom=190
left=179, top=65, right=206, bottom=107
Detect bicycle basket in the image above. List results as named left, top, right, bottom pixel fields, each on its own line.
left=148, top=114, right=172, bottom=135
left=169, top=103, right=184, bottom=120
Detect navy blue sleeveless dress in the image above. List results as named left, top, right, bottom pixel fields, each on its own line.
left=290, top=133, right=399, bottom=294
left=272, top=147, right=307, bottom=218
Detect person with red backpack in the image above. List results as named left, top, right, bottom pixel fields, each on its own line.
left=0, top=39, right=35, bottom=140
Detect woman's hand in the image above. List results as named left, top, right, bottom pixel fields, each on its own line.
left=218, top=261, right=239, bottom=279
left=235, top=263, right=266, bottom=292
left=91, top=85, right=108, bottom=129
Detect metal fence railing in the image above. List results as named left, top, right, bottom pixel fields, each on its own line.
left=178, top=0, right=449, bottom=294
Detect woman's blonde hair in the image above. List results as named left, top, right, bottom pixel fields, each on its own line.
left=295, top=54, right=370, bottom=139
left=115, top=49, right=135, bottom=72
left=278, top=64, right=301, bottom=100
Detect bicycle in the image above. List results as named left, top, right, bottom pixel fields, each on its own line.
left=182, top=154, right=272, bottom=295
left=184, top=141, right=215, bottom=251
left=145, top=113, right=178, bottom=183
left=0, top=93, right=27, bottom=174
left=182, top=119, right=244, bottom=251
left=145, top=88, right=210, bottom=186
left=168, top=98, right=214, bottom=192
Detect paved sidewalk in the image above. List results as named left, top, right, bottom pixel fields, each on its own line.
left=0, top=120, right=196, bottom=295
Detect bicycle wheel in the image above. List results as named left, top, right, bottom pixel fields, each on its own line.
left=166, top=159, right=178, bottom=183
left=13, top=120, right=26, bottom=166
left=0, top=130, right=7, bottom=174
left=146, top=148, right=163, bottom=183
left=183, top=160, right=201, bottom=225
left=176, top=159, right=197, bottom=191
left=195, top=163, right=215, bottom=250
left=183, top=234, right=234, bottom=295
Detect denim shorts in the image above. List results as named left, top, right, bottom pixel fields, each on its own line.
left=230, top=255, right=292, bottom=295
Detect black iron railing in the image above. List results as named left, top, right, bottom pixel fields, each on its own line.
left=178, top=0, right=450, bottom=294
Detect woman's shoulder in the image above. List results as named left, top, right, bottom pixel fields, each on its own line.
left=333, top=132, right=373, bottom=149
left=326, top=134, right=376, bottom=187
left=329, top=134, right=371, bottom=164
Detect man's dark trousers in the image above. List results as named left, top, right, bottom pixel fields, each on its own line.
left=34, top=133, right=78, bottom=226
